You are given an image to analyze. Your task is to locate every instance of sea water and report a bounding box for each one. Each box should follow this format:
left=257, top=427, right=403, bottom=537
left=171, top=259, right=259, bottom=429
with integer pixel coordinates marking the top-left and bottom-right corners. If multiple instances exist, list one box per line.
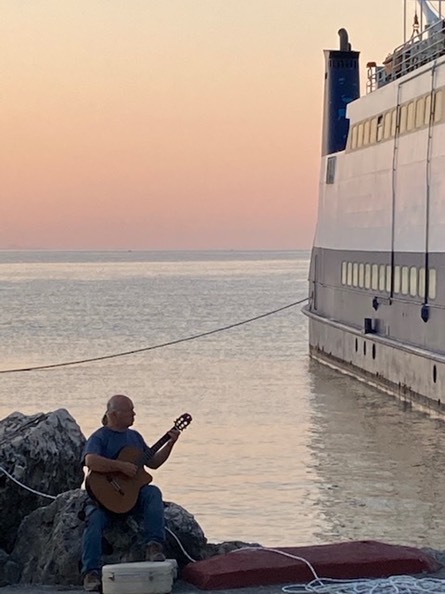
left=1, top=250, right=444, bottom=548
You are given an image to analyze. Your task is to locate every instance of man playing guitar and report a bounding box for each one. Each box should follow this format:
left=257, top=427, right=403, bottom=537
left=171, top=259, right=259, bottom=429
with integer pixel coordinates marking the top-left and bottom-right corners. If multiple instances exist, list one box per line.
left=81, top=394, right=181, bottom=592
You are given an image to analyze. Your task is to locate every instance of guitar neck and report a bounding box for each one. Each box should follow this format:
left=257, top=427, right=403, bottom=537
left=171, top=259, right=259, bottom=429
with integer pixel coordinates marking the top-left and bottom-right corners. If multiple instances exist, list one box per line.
left=142, top=427, right=174, bottom=465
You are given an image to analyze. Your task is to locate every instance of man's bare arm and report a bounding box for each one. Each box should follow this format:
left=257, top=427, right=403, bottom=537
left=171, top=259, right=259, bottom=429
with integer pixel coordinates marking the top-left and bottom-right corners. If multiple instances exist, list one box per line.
left=85, top=453, right=137, bottom=477
left=146, top=429, right=180, bottom=469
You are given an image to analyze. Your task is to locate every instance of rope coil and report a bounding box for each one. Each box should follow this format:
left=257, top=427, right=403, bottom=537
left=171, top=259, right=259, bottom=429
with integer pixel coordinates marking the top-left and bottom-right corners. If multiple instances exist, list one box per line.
left=231, top=547, right=445, bottom=594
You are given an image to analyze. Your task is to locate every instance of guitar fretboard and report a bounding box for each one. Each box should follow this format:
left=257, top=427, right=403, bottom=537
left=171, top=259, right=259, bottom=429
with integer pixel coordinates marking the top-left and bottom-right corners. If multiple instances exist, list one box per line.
left=138, top=428, right=174, bottom=467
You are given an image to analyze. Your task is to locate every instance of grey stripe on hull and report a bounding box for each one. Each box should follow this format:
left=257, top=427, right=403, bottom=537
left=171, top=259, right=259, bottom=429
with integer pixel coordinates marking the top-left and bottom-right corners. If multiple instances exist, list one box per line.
left=304, top=308, right=445, bottom=415
left=305, top=247, right=445, bottom=414
left=308, top=247, right=445, bottom=352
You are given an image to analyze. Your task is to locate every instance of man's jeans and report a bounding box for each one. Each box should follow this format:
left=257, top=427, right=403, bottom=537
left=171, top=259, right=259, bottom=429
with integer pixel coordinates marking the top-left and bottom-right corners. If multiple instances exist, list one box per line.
left=81, top=484, right=165, bottom=575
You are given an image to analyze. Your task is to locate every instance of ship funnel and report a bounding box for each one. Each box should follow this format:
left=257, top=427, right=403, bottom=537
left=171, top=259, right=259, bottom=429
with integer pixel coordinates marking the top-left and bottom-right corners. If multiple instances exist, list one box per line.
left=338, top=28, right=351, bottom=51
left=321, top=29, right=360, bottom=156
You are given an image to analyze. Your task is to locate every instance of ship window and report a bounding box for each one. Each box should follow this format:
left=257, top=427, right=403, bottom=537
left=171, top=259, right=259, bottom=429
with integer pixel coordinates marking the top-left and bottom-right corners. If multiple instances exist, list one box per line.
left=383, top=112, right=392, bottom=139
left=409, top=266, right=417, bottom=297
left=326, top=156, right=337, bottom=184
left=425, top=94, right=432, bottom=125
left=347, top=262, right=353, bottom=285
left=351, top=126, right=358, bottom=150
left=429, top=268, right=437, bottom=300
left=364, top=263, right=371, bottom=289
left=357, top=123, right=364, bottom=147
left=376, top=115, right=384, bottom=142
left=341, top=261, right=347, bottom=285
left=394, top=266, right=401, bottom=293
left=434, top=91, right=443, bottom=123
left=363, top=120, right=371, bottom=145
left=386, top=265, right=392, bottom=292
left=371, top=264, right=379, bottom=290
left=415, top=98, right=425, bottom=128
left=391, top=109, right=397, bottom=136
left=370, top=117, right=378, bottom=143
left=401, top=265, right=409, bottom=294
left=352, top=263, right=358, bottom=287
left=379, top=264, right=386, bottom=291
left=407, top=101, right=415, bottom=131
left=419, top=267, right=426, bottom=298
left=399, top=105, right=408, bottom=134
left=358, top=263, right=364, bottom=288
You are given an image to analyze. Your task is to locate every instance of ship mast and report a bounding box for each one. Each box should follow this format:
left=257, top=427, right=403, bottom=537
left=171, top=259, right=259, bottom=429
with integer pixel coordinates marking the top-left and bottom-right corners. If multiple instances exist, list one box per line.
left=404, top=0, right=444, bottom=42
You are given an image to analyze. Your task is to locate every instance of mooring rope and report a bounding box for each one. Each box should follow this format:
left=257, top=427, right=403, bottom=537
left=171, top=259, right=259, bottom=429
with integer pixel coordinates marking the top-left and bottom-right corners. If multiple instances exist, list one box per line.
left=0, top=298, right=307, bottom=374
left=0, top=464, right=57, bottom=500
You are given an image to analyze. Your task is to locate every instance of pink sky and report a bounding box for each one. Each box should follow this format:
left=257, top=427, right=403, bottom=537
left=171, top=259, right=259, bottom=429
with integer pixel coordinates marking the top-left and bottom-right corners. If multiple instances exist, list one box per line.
left=1, top=0, right=405, bottom=249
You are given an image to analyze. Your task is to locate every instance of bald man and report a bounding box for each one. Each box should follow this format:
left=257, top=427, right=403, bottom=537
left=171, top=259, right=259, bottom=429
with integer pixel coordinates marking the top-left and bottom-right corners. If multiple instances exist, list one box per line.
left=81, top=395, right=180, bottom=593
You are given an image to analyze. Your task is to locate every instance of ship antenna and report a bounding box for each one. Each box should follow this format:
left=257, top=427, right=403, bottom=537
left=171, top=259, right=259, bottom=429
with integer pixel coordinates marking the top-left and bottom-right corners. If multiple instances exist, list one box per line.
left=411, top=10, right=420, bottom=38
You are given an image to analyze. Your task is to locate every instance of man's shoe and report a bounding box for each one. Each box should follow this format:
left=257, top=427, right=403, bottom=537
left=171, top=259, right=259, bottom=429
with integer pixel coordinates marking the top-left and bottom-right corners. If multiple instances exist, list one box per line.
left=145, top=540, right=166, bottom=562
left=83, top=570, right=101, bottom=592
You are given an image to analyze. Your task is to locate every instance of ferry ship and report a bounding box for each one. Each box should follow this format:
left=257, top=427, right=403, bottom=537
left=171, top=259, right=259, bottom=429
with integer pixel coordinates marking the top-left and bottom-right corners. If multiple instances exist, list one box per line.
left=304, top=0, right=445, bottom=414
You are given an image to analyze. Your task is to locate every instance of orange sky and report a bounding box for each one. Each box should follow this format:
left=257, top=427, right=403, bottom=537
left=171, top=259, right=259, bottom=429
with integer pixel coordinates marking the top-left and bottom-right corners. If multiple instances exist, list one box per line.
left=1, top=1, right=408, bottom=249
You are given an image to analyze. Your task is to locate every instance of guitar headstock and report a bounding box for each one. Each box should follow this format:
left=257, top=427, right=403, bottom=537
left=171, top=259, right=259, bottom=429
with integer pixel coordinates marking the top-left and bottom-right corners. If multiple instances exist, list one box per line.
left=174, top=413, right=192, bottom=431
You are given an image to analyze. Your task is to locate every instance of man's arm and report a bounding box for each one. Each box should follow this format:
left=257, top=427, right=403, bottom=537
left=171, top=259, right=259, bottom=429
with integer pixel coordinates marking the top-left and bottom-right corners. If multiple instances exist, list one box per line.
left=146, top=429, right=180, bottom=469
left=85, top=453, right=137, bottom=477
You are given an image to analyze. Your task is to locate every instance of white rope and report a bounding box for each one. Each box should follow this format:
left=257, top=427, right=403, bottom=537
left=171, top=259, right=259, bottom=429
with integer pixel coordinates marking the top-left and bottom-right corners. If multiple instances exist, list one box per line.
left=284, top=576, right=445, bottom=594
left=166, top=527, right=197, bottom=563
left=230, top=546, right=445, bottom=594
left=0, top=464, right=57, bottom=500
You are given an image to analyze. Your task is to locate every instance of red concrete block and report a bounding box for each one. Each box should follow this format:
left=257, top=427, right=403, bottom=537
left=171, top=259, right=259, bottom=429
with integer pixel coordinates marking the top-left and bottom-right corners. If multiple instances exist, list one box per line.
left=182, top=541, right=440, bottom=590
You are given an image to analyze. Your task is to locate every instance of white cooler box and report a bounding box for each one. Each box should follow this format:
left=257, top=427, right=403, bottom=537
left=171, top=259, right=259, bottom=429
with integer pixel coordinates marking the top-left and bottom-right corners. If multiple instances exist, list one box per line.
left=102, top=560, right=178, bottom=594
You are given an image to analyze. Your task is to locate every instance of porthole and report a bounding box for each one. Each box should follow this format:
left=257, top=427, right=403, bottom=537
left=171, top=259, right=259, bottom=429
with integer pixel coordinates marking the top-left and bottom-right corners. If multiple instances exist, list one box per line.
left=433, top=365, right=437, bottom=384
left=372, top=344, right=376, bottom=360
left=363, top=341, right=367, bottom=356
left=355, top=338, right=358, bottom=353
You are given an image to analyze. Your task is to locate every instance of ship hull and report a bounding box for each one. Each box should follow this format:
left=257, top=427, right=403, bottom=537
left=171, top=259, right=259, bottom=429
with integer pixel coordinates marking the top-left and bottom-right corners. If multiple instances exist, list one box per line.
left=304, top=305, right=445, bottom=415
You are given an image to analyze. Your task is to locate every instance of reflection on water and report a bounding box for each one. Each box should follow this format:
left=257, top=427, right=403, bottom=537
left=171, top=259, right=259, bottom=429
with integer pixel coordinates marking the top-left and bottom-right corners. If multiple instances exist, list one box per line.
left=307, top=361, right=445, bottom=548
left=0, top=251, right=445, bottom=548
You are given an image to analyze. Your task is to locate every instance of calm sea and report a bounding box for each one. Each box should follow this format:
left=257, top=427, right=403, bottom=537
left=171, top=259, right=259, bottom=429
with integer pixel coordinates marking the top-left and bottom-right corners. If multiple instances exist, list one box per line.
left=1, top=250, right=445, bottom=549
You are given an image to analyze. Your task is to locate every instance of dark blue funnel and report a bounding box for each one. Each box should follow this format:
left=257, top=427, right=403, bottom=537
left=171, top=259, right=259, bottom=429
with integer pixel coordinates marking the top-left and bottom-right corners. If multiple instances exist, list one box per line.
left=321, top=29, right=360, bottom=156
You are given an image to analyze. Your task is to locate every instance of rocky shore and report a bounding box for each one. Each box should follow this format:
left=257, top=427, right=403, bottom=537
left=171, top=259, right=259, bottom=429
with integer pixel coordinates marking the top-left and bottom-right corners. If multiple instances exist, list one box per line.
left=1, top=409, right=444, bottom=592
left=0, top=409, right=258, bottom=588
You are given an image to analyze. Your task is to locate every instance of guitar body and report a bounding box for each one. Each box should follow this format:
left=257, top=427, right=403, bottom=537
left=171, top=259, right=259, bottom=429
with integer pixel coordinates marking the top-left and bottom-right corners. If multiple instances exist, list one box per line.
left=86, top=446, right=153, bottom=514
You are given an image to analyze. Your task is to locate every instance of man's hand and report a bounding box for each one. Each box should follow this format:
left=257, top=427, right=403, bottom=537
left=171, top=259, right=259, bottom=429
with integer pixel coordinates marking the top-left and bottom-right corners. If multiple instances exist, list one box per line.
left=118, top=461, right=138, bottom=477
left=168, top=428, right=181, bottom=443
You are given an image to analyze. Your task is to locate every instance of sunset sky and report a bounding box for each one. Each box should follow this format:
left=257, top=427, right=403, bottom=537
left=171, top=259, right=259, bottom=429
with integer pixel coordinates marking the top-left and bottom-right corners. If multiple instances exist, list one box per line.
left=2, top=1, right=410, bottom=250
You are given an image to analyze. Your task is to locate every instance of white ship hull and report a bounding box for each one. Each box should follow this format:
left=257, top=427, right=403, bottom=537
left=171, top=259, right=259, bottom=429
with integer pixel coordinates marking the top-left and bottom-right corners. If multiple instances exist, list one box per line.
left=305, top=12, right=445, bottom=414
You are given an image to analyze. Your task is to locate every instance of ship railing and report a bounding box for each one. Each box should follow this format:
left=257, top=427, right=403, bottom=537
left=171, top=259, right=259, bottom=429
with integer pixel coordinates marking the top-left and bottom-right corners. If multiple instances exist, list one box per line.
left=367, top=19, right=445, bottom=92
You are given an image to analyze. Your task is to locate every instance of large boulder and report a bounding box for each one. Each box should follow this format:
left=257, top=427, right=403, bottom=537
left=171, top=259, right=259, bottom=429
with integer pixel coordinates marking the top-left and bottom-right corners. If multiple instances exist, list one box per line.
left=0, top=409, right=85, bottom=551
left=9, top=489, right=209, bottom=585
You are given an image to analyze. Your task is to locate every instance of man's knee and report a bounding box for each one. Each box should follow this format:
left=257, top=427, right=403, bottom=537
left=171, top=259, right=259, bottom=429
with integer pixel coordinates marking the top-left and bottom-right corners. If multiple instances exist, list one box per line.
left=139, top=484, right=163, bottom=504
left=85, top=505, right=110, bottom=530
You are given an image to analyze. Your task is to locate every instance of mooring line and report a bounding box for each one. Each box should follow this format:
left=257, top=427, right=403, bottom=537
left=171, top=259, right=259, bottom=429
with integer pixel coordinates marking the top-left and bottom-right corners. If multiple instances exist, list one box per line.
left=0, top=298, right=308, bottom=374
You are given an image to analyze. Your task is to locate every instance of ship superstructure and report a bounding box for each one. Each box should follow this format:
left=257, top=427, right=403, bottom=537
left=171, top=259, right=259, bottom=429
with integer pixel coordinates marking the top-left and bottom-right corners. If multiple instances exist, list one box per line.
left=304, top=0, right=445, bottom=414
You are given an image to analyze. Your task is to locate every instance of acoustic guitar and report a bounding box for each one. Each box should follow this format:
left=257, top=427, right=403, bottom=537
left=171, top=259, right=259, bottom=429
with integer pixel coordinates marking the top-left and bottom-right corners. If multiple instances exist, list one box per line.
left=85, top=413, right=192, bottom=514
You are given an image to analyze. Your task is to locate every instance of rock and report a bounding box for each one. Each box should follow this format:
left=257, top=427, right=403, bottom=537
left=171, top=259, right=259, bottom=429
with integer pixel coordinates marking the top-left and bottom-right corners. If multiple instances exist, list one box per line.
left=204, top=540, right=263, bottom=558
left=0, top=549, right=9, bottom=587
left=164, top=500, right=207, bottom=562
left=421, top=547, right=445, bottom=569
left=0, top=549, right=20, bottom=587
left=0, top=409, right=86, bottom=552
left=10, top=490, right=209, bottom=585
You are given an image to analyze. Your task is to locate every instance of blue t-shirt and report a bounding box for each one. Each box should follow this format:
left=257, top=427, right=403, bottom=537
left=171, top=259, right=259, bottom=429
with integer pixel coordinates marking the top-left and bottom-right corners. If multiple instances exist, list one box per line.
left=82, top=426, right=150, bottom=464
